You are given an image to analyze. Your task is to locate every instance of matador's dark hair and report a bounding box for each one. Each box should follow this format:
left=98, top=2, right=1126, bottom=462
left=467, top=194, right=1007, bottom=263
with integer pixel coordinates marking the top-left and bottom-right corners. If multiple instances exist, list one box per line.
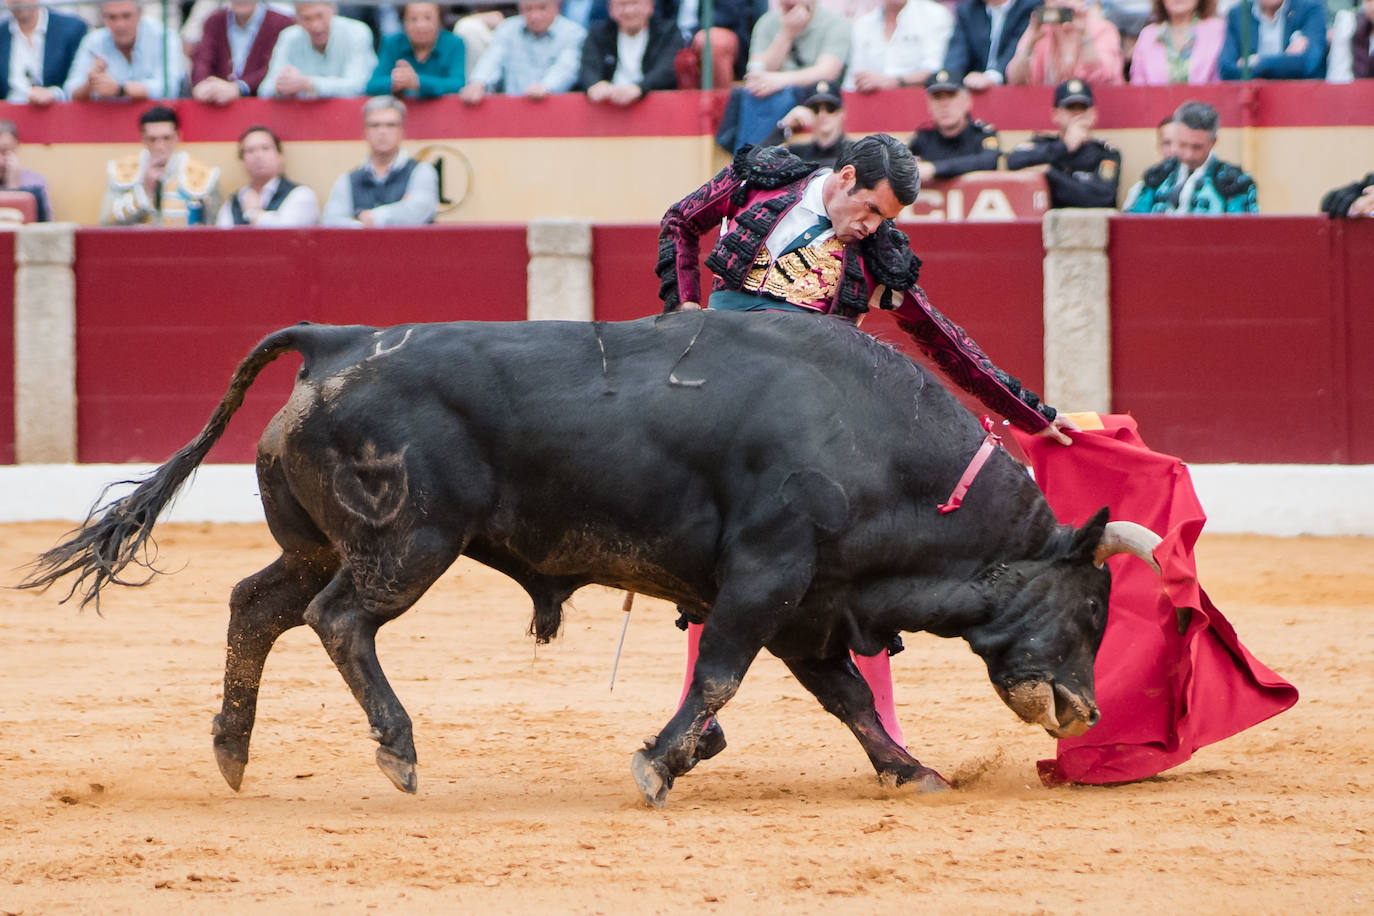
left=836, top=134, right=920, bottom=207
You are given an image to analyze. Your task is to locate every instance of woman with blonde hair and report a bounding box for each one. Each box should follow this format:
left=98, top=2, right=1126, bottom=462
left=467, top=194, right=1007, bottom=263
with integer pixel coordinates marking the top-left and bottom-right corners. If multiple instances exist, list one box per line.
left=1128, top=0, right=1224, bottom=84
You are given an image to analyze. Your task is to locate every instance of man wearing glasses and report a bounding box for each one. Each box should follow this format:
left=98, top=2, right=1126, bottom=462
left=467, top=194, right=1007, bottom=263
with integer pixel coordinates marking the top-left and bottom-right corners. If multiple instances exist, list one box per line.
left=322, top=95, right=439, bottom=227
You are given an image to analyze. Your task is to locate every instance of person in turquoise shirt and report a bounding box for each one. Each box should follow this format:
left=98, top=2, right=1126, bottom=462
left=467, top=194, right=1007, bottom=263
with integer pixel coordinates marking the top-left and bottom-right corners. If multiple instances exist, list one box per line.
left=366, top=2, right=466, bottom=97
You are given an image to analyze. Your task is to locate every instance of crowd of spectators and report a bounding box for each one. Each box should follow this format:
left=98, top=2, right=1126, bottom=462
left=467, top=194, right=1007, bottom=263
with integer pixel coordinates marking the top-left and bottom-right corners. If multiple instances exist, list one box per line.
left=0, top=0, right=1367, bottom=224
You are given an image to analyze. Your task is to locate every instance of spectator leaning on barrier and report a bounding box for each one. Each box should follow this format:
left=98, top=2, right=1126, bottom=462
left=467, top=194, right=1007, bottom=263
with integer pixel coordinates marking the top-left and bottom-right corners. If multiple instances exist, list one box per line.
left=218, top=125, right=320, bottom=227
left=943, top=0, right=1042, bottom=90
left=0, top=120, right=52, bottom=220
left=760, top=80, right=853, bottom=168
left=259, top=2, right=376, bottom=98
left=1, top=0, right=88, bottom=104
left=745, top=0, right=850, bottom=97
left=1128, top=0, right=1224, bottom=83
left=843, top=0, right=954, bottom=92
left=1220, top=0, right=1327, bottom=79
left=461, top=0, right=586, bottom=102
left=191, top=1, right=295, bottom=103
left=712, top=0, right=849, bottom=149
left=669, top=0, right=768, bottom=88
left=1320, top=171, right=1374, bottom=217
left=907, top=68, right=1000, bottom=182
left=322, top=96, right=439, bottom=227
left=66, top=0, right=185, bottom=100
left=101, top=106, right=222, bottom=226
left=1006, top=78, right=1120, bottom=208
left=1006, top=0, right=1124, bottom=86
left=1353, top=0, right=1372, bottom=77
left=1124, top=100, right=1258, bottom=213
left=367, top=2, right=466, bottom=97
left=578, top=0, right=682, bottom=103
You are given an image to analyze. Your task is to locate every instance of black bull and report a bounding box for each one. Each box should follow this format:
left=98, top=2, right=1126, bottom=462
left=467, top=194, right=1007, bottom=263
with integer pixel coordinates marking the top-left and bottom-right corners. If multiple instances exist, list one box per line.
left=22, top=311, right=1161, bottom=807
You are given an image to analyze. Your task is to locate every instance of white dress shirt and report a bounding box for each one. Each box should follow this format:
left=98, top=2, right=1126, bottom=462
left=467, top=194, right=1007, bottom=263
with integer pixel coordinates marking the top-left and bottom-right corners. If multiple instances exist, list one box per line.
left=258, top=15, right=376, bottom=98
left=613, top=28, right=648, bottom=86
left=6, top=9, right=48, bottom=103
left=216, top=176, right=321, bottom=227
left=764, top=171, right=835, bottom=259
left=843, top=0, right=954, bottom=90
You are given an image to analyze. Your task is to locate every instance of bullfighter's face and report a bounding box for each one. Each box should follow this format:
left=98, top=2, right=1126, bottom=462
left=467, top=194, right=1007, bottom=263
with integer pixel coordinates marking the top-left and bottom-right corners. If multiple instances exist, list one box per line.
left=822, top=165, right=904, bottom=244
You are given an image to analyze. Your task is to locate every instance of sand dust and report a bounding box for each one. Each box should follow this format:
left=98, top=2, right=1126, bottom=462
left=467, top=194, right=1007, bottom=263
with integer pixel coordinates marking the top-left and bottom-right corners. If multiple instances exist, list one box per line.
left=1, top=522, right=1370, bottom=914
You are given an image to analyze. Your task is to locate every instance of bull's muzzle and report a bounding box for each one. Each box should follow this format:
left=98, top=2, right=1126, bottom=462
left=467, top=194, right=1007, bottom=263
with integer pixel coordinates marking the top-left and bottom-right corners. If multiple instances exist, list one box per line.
left=996, top=681, right=1100, bottom=739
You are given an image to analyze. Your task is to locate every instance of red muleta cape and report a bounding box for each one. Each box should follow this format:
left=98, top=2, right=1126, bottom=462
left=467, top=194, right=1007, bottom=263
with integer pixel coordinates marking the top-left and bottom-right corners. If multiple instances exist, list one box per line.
left=1009, top=414, right=1298, bottom=785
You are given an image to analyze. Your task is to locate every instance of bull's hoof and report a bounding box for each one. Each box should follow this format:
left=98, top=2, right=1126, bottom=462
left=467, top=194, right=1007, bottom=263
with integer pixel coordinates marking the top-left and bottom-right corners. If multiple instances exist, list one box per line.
left=631, top=749, right=672, bottom=808
left=214, top=743, right=247, bottom=792
left=211, top=716, right=247, bottom=792
left=376, top=746, right=417, bottom=794
left=893, top=767, right=952, bottom=793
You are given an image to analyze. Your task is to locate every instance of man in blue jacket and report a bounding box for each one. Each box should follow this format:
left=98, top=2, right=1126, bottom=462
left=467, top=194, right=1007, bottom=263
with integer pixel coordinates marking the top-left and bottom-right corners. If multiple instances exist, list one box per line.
left=943, top=0, right=1041, bottom=90
left=0, top=0, right=87, bottom=103
left=1220, top=0, right=1327, bottom=80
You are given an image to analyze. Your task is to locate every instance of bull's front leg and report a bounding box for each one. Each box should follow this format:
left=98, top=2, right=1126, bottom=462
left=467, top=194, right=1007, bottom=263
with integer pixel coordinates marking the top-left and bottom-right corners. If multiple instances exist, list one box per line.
left=782, top=655, right=949, bottom=792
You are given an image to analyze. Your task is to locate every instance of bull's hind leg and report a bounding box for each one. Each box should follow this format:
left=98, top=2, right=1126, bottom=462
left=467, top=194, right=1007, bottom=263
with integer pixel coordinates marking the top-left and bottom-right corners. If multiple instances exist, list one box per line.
left=213, top=549, right=338, bottom=790
left=782, top=655, right=948, bottom=792
left=305, top=529, right=460, bottom=794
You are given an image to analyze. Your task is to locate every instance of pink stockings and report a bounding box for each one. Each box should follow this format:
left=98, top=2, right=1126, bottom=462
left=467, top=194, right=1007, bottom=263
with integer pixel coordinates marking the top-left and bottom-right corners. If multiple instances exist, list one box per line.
left=680, top=621, right=906, bottom=748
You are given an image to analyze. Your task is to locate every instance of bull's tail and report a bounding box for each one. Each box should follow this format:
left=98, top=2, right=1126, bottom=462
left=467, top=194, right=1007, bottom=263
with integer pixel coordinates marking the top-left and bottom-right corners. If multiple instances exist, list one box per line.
left=18, top=325, right=310, bottom=610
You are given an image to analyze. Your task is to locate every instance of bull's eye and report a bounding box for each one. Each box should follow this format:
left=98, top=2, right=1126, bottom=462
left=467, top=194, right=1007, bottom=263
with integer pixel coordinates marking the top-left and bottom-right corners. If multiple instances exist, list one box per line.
left=1086, top=599, right=1105, bottom=628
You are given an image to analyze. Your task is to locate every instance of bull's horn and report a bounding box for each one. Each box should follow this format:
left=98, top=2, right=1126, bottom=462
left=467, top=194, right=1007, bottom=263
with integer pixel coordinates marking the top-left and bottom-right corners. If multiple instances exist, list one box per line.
left=1094, top=521, right=1163, bottom=574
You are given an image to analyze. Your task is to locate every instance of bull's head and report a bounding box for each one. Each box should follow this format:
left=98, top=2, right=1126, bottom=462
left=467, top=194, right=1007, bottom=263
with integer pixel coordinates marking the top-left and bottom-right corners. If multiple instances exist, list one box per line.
left=963, top=507, right=1162, bottom=739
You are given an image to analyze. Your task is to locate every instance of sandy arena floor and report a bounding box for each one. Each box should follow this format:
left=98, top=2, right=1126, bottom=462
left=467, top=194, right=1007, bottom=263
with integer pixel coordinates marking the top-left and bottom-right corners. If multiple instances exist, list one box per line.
left=0, top=522, right=1370, bottom=914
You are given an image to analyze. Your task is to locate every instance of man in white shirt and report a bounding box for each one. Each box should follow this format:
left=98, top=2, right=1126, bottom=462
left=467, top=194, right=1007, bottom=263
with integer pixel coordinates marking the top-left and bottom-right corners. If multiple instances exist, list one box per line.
left=322, top=96, right=439, bottom=227
left=1, top=0, right=89, bottom=104
left=579, top=0, right=683, bottom=104
left=844, top=0, right=953, bottom=91
left=259, top=1, right=376, bottom=98
left=218, top=125, right=320, bottom=227
left=65, top=0, right=184, bottom=100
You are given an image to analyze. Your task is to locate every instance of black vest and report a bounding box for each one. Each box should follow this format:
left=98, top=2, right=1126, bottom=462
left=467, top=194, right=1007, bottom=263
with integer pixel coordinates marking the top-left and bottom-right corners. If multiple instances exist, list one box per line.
left=229, top=178, right=298, bottom=225
left=348, top=157, right=423, bottom=218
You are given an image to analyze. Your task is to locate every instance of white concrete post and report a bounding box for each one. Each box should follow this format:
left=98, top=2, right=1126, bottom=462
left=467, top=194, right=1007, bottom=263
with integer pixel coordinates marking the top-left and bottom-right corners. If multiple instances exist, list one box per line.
left=14, top=222, right=77, bottom=463
left=1042, top=209, right=1112, bottom=414
left=527, top=218, right=593, bottom=321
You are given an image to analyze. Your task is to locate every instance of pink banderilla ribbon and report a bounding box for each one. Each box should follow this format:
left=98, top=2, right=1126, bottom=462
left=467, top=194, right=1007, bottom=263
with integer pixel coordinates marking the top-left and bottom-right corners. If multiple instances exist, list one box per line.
left=938, top=416, right=1002, bottom=514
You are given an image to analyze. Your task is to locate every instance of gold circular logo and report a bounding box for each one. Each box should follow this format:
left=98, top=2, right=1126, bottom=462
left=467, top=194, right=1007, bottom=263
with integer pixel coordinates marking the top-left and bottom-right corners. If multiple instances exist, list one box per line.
left=415, top=144, right=473, bottom=215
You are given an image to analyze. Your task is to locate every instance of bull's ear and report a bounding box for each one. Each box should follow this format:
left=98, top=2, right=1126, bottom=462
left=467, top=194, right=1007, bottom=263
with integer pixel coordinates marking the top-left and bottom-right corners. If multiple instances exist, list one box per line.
left=1069, top=507, right=1112, bottom=564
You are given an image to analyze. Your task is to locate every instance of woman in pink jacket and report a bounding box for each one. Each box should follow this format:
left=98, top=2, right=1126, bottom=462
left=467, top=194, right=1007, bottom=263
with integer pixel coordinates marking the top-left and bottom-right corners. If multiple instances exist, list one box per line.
left=1007, top=0, right=1125, bottom=86
left=1129, top=0, right=1225, bottom=84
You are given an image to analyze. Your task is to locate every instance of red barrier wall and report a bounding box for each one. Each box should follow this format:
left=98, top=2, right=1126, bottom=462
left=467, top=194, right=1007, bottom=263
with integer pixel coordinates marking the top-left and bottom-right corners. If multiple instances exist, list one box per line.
left=0, top=235, right=13, bottom=464
left=74, top=226, right=526, bottom=463
left=2, top=82, right=1366, bottom=145
left=1108, top=217, right=1374, bottom=464
left=50, top=217, right=1372, bottom=467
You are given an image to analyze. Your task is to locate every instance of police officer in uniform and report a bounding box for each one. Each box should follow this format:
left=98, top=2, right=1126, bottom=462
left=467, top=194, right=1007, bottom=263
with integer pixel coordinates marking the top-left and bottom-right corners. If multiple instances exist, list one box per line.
left=907, top=69, right=1000, bottom=184
left=1005, top=79, right=1120, bottom=209
left=761, top=81, right=852, bottom=169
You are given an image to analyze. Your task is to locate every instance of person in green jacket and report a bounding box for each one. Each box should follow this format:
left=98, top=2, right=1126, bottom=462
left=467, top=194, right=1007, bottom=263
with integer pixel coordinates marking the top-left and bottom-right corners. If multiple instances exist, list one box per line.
left=366, top=2, right=467, bottom=98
